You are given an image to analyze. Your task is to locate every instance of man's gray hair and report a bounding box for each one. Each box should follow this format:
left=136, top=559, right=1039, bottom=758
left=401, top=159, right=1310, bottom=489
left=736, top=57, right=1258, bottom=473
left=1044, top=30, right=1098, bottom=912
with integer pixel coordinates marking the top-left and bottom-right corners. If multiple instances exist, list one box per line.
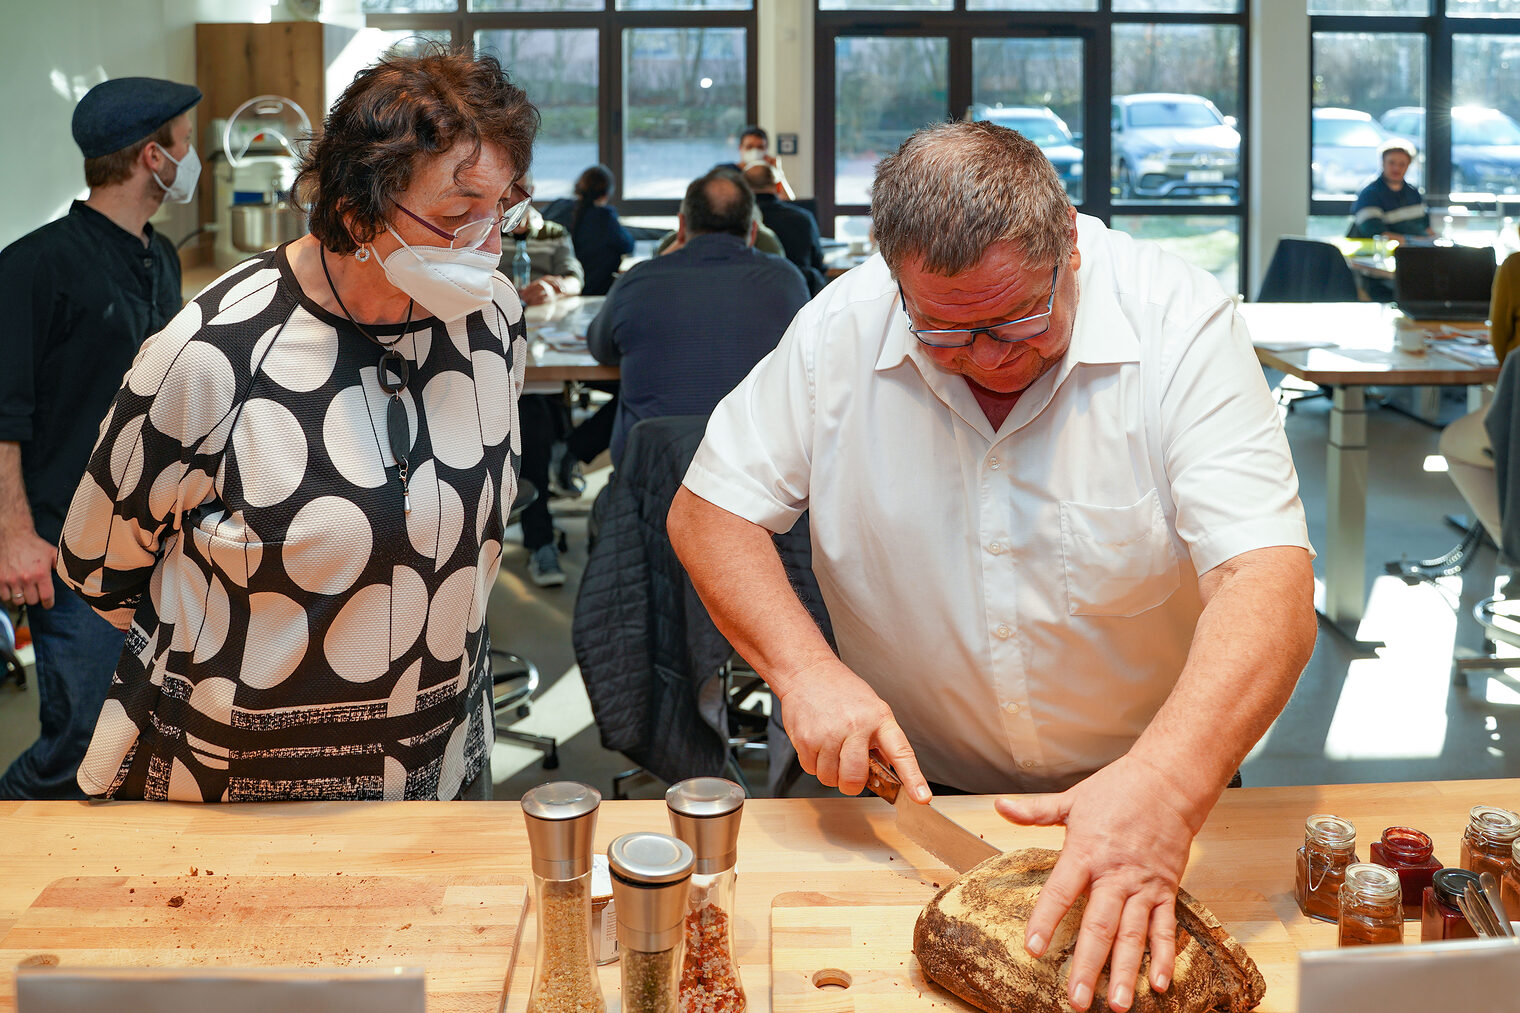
left=871, top=120, right=1073, bottom=276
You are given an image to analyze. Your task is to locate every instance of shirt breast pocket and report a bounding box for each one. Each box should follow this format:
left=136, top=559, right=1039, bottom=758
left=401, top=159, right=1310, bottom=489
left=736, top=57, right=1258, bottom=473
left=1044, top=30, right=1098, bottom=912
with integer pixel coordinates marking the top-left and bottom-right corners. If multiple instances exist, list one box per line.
left=1059, top=490, right=1180, bottom=618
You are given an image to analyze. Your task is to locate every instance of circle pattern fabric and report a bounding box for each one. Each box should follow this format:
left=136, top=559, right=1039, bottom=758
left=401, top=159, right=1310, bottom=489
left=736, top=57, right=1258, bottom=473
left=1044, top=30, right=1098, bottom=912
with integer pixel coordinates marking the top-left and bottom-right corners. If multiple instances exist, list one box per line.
left=56, top=245, right=525, bottom=801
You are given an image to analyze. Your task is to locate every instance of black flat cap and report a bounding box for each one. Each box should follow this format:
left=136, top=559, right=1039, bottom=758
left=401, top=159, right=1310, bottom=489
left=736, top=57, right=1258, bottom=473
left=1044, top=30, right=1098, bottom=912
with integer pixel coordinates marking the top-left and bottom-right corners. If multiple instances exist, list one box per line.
left=72, top=77, right=203, bottom=159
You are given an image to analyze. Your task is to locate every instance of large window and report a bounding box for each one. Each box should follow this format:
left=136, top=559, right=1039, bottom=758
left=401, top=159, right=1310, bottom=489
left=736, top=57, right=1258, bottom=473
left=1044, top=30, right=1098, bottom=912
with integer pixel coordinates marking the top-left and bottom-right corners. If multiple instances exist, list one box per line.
left=362, top=1, right=756, bottom=218
left=815, top=1, right=1248, bottom=292
left=1310, top=2, right=1520, bottom=220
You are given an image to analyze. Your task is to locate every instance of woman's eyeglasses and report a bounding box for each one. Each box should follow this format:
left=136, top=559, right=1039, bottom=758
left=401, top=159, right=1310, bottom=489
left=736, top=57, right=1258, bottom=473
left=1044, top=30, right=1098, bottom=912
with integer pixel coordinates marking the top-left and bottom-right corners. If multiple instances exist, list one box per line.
left=393, top=179, right=534, bottom=250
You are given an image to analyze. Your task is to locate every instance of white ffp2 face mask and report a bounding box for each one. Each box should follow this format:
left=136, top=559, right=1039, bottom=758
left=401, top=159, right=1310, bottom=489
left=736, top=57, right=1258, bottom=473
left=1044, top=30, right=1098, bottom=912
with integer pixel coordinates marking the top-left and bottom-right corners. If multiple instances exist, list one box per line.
left=374, top=224, right=500, bottom=322
left=152, top=144, right=200, bottom=204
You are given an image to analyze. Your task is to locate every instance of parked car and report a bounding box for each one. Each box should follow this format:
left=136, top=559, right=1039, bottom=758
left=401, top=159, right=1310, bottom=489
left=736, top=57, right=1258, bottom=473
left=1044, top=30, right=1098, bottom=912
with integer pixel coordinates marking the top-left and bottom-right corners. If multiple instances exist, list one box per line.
left=1379, top=105, right=1520, bottom=193
left=1111, top=92, right=1239, bottom=200
left=972, top=104, right=1083, bottom=197
left=1312, top=107, right=1400, bottom=196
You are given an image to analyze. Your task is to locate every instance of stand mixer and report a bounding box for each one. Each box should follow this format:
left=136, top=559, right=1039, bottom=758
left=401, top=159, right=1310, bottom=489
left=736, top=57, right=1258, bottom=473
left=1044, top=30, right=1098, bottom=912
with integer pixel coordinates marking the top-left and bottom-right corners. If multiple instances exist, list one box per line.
left=210, top=94, right=312, bottom=269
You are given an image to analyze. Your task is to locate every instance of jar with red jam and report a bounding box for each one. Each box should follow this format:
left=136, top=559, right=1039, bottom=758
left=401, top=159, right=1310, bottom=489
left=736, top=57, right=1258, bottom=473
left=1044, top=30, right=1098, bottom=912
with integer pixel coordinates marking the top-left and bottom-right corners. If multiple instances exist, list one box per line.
left=1338, top=863, right=1404, bottom=946
left=1421, top=868, right=1481, bottom=943
left=1295, top=814, right=1358, bottom=923
left=1458, top=805, right=1520, bottom=880
left=1369, top=826, right=1442, bottom=918
left=1502, top=840, right=1519, bottom=921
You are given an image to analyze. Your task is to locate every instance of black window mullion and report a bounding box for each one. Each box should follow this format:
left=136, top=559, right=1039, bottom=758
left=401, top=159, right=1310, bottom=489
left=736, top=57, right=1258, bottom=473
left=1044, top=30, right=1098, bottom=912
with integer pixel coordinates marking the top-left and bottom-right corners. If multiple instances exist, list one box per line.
left=1428, top=13, right=1454, bottom=199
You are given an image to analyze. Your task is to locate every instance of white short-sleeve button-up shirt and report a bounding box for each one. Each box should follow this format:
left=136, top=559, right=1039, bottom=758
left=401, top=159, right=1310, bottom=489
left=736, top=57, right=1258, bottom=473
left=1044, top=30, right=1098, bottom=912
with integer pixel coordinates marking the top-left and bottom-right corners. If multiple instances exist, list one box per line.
left=683, top=214, right=1311, bottom=794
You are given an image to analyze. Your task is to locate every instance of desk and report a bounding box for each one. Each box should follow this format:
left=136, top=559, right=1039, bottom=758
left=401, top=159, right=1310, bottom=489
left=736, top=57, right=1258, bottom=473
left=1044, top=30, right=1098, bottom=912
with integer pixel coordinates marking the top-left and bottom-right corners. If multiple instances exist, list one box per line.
left=0, top=780, right=1511, bottom=1013
left=522, top=295, right=617, bottom=383
left=1243, top=302, right=1498, bottom=630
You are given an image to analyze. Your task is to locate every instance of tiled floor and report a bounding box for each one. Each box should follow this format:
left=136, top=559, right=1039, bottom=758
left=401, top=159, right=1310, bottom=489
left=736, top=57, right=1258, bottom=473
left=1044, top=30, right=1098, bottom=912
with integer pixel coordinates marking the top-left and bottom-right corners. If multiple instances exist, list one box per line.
left=3, top=381, right=1518, bottom=801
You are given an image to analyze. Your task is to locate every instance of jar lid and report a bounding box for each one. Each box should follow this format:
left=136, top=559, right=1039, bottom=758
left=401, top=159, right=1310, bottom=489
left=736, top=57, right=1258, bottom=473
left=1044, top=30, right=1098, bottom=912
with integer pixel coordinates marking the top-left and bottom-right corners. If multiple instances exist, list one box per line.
left=1343, top=862, right=1401, bottom=902
left=1304, top=813, right=1356, bottom=847
left=1467, top=805, right=1520, bottom=843
left=522, top=780, right=601, bottom=821
left=609, top=832, right=695, bottom=885
left=1433, top=867, right=1482, bottom=907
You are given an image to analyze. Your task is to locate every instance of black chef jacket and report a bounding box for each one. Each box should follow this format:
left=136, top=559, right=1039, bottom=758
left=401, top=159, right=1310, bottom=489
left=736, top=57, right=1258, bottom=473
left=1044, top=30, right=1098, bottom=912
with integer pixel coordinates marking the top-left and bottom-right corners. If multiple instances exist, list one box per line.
left=0, top=201, right=182, bottom=545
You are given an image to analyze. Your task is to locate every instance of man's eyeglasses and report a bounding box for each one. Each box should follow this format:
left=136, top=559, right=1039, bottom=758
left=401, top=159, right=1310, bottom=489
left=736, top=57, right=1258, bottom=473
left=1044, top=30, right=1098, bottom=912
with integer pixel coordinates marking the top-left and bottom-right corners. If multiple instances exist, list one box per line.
left=393, top=179, right=534, bottom=250
left=898, top=263, right=1060, bottom=349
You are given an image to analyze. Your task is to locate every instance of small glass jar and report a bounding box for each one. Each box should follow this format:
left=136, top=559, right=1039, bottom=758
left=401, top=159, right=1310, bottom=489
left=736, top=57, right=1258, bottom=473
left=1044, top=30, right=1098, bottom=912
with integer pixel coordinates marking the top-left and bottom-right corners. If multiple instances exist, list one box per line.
left=667, top=777, right=748, bottom=1013
left=1421, top=868, right=1481, bottom=943
left=1339, top=863, right=1404, bottom=946
left=1369, top=826, right=1442, bottom=918
left=522, top=781, right=607, bottom=1013
left=1460, top=805, right=1520, bottom=881
left=1295, top=814, right=1358, bottom=923
left=1502, top=840, right=1520, bottom=922
left=610, top=832, right=695, bottom=1013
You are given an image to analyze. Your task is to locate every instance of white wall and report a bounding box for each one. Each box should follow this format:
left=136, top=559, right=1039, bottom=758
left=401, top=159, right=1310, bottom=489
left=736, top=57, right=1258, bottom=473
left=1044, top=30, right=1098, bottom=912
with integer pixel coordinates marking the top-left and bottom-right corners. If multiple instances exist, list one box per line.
left=0, top=0, right=298, bottom=249
left=1248, top=0, right=1310, bottom=298
left=758, top=0, right=814, bottom=200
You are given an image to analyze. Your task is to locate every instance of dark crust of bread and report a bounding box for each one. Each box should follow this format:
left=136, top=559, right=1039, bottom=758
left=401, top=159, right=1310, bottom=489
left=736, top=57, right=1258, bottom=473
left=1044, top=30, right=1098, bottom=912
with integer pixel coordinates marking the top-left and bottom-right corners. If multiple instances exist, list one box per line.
left=912, top=848, right=1266, bottom=1013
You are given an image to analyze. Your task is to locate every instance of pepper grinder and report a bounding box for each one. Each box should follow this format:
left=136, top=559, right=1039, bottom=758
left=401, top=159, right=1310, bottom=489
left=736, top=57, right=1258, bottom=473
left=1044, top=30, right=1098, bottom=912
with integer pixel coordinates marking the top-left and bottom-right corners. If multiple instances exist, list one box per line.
left=667, top=777, right=747, bottom=1013
left=522, top=781, right=606, bottom=1013
left=609, top=832, right=695, bottom=1013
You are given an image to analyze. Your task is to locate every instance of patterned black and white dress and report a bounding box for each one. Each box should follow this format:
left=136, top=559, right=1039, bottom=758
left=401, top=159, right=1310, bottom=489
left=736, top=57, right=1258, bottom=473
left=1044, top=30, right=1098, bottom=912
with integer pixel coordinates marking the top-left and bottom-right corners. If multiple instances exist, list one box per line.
left=56, top=245, right=525, bottom=801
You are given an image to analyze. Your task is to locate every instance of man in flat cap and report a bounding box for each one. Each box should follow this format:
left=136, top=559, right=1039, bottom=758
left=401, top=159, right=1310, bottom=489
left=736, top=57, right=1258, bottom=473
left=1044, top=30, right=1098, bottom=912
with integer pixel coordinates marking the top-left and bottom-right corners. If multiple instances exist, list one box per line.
left=0, top=76, right=201, bottom=798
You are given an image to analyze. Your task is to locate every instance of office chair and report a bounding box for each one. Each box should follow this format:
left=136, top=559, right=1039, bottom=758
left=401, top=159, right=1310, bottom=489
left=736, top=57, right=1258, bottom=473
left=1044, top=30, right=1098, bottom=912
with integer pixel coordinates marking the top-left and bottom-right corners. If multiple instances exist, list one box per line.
left=0, top=608, right=24, bottom=689
left=1257, top=237, right=1362, bottom=412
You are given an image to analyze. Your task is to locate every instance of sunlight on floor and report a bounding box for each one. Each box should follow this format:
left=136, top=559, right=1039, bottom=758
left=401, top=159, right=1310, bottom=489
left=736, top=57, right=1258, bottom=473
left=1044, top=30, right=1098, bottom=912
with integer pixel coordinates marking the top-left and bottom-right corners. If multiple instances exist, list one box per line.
left=491, top=664, right=597, bottom=782
left=1323, top=576, right=1457, bottom=760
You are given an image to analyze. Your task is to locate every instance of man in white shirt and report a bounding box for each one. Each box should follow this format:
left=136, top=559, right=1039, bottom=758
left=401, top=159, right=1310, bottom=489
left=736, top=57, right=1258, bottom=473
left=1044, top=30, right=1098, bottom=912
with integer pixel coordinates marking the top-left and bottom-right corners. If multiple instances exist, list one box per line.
left=668, top=121, right=1316, bottom=1013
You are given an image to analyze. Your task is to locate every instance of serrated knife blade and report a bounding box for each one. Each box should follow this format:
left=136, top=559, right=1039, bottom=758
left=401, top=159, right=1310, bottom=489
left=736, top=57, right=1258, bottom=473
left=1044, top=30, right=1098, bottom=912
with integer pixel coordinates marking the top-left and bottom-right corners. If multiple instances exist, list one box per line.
left=865, top=753, right=1001, bottom=874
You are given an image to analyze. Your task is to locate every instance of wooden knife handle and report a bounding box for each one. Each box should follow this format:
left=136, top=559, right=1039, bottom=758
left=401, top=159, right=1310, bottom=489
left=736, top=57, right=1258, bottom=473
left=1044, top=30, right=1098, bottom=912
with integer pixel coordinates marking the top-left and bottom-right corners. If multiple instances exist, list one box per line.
left=865, top=751, right=901, bottom=804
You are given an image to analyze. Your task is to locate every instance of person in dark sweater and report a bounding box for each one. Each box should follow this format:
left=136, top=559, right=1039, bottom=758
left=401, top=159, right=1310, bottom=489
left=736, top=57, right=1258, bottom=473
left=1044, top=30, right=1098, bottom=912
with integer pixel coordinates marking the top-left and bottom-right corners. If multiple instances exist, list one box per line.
left=588, top=168, right=810, bottom=467
left=1349, top=139, right=1435, bottom=239
left=543, top=164, right=635, bottom=296
left=744, top=161, right=827, bottom=294
left=0, top=76, right=200, bottom=799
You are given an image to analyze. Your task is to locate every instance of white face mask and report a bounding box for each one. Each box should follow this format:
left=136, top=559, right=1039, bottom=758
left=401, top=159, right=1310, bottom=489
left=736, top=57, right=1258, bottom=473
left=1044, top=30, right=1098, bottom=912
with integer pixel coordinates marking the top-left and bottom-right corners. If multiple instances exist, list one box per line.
left=374, top=223, right=500, bottom=322
left=151, top=144, right=200, bottom=204
left=739, top=146, right=767, bottom=165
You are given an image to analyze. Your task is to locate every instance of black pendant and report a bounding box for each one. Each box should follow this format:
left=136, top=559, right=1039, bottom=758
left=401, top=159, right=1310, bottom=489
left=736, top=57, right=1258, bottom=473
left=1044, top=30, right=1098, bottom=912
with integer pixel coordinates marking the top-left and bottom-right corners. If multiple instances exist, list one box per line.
left=387, top=394, right=410, bottom=471
left=379, top=349, right=408, bottom=395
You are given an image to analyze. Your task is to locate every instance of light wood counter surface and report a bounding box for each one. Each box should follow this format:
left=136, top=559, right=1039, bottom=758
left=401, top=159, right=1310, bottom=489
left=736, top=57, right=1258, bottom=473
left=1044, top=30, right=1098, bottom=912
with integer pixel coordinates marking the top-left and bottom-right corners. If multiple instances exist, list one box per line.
left=0, top=780, right=1514, bottom=1011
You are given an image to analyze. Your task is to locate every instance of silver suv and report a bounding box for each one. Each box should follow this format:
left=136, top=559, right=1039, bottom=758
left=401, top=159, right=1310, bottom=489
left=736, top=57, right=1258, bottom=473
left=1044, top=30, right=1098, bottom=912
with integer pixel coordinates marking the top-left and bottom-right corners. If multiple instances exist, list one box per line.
left=1111, top=93, right=1240, bottom=200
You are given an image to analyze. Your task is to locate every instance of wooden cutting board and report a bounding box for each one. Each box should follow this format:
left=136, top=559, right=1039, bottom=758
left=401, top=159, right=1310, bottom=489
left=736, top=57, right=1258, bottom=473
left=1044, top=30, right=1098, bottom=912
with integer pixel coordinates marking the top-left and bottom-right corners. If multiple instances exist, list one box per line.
left=0, top=875, right=527, bottom=1013
left=771, top=888, right=1305, bottom=1012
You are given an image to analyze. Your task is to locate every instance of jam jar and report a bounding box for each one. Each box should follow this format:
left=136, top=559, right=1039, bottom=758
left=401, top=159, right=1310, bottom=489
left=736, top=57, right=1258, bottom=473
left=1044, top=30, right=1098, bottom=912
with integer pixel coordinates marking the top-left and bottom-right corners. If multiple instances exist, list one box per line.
left=1502, top=839, right=1520, bottom=922
left=1369, top=826, right=1442, bottom=918
left=1296, top=814, right=1358, bottom=923
left=1420, top=867, right=1481, bottom=943
left=1338, top=863, right=1404, bottom=946
left=1459, top=805, right=1520, bottom=881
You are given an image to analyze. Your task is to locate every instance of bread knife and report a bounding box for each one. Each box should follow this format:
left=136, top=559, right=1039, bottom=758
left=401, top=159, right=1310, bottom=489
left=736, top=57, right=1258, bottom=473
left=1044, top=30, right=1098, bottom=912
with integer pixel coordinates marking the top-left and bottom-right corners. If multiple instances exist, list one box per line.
left=865, top=753, right=1001, bottom=874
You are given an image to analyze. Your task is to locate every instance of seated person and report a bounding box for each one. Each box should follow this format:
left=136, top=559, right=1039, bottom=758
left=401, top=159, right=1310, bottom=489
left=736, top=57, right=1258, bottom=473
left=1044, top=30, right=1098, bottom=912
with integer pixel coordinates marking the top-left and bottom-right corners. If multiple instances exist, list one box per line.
left=542, top=164, right=635, bottom=296
left=744, top=161, right=826, bottom=294
left=500, top=200, right=583, bottom=305
left=588, top=167, right=810, bottom=468
left=501, top=203, right=587, bottom=588
left=1349, top=139, right=1435, bottom=240
left=731, top=124, right=796, bottom=201
left=656, top=207, right=787, bottom=258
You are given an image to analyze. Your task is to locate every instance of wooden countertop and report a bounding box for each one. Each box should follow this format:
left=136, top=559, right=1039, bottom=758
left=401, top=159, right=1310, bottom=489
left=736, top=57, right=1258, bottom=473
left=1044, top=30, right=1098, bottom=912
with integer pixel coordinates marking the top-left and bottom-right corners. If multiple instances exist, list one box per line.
left=1, top=780, right=1514, bottom=1011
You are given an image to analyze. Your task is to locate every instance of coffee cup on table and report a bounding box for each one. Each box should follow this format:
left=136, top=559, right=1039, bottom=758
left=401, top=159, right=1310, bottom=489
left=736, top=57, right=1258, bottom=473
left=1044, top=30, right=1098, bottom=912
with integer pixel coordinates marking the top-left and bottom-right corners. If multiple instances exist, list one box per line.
left=1397, top=326, right=1426, bottom=355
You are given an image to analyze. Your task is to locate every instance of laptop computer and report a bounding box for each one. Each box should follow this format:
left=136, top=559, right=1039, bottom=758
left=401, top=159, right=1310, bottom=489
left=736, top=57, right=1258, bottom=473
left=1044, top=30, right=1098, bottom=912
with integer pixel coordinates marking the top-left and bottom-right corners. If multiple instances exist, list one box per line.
left=1393, top=244, right=1497, bottom=321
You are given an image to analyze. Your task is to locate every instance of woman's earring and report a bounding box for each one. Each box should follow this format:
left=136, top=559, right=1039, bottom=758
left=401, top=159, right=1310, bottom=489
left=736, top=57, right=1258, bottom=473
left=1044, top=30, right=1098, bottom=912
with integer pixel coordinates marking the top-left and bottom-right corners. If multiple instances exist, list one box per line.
left=354, top=246, right=372, bottom=263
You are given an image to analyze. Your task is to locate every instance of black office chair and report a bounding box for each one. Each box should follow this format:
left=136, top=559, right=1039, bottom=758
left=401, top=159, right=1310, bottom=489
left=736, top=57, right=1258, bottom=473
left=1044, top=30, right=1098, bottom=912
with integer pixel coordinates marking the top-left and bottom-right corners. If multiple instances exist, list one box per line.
left=1257, top=237, right=1362, bottom=413
left=492, top=480, right=559, bottom=769
left=0, top=608, right=24, bottom=689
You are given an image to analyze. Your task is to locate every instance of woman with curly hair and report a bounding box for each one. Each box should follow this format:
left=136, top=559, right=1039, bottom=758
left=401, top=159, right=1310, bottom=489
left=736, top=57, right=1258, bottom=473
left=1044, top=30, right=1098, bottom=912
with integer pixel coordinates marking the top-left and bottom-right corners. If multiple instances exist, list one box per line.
left=55, top=47, right=539, bottom=801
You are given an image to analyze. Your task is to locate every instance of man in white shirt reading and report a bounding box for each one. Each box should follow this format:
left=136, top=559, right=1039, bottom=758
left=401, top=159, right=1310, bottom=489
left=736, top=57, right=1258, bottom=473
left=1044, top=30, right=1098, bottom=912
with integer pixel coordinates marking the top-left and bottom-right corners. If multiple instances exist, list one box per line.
left=668, top=121, right=1316, bottom=1013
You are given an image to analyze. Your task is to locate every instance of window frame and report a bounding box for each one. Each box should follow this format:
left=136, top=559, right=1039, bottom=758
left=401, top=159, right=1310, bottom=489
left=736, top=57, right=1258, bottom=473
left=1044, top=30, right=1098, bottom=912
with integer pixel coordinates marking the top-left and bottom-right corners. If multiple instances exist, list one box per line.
left=364, top=3, right=759, bottom=220
left=813, top=1, right=1250, bottom=291
left=1309, top=2, right=1520, bottom=220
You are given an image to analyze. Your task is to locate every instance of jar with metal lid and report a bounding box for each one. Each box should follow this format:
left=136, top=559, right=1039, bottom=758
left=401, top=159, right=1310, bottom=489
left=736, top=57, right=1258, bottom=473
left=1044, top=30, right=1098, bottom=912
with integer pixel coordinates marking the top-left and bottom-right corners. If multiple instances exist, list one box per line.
left=1421, top=868, right=1481, bottom=943
left=1369, top=826, right=1442, bottom=917
left=1502, top=840, right=1520, bottom=921
left=667, top=777, right=747, bottom=1013
left=610, top=832, right=695, bottom=1013
left=1338, top=863, right=1404, bottom=946
left=1295, top=814, right=1358, bottom=923
left=522, top=781, right=606, bottom=1013
left=1459, top=805, right=1520, bottom=881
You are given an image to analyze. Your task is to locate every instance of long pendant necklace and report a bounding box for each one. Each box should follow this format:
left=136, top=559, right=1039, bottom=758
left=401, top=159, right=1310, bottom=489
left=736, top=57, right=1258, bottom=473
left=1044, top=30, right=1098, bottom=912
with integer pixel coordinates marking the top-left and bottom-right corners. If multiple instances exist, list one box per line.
left=321, top=247, right=416, bottom=514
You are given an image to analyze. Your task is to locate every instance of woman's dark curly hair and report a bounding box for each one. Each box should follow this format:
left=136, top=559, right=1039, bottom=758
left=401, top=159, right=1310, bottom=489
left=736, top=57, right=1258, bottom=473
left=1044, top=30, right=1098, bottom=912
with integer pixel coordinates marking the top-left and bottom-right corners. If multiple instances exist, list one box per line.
left=295, top=45, right=540, bottom=255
